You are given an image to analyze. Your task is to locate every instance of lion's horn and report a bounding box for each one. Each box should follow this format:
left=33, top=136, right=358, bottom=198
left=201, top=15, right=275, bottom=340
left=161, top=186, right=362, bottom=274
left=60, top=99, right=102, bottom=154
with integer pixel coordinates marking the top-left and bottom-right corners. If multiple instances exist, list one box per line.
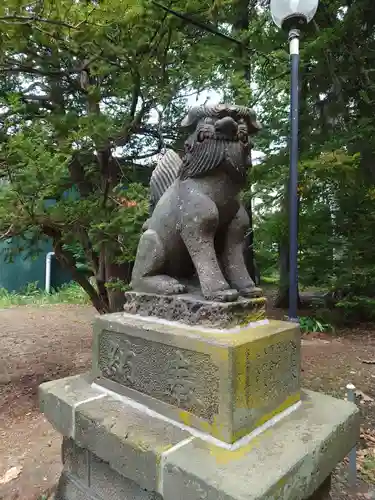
left=181, top=103, right=262, bottom=133
left=181, top=104, right=226, bottom=127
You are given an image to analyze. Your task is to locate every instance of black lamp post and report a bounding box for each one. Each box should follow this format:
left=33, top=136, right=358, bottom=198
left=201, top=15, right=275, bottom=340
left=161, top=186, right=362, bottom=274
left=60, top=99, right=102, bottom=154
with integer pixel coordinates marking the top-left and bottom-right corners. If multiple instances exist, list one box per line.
left=270, top=0, right=319, bottom=321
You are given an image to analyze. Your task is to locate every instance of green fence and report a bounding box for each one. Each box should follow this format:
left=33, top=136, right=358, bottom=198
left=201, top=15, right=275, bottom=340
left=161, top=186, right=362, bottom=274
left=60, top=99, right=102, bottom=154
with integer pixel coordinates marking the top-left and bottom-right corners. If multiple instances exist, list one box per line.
left=0, top=237, right=71, bottom=292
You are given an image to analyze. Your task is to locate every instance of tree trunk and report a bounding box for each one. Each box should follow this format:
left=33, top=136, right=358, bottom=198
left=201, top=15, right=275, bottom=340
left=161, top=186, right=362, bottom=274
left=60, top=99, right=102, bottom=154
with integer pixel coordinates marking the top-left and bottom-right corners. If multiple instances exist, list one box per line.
left=244, top=192, right=258, bottom=284
left=104, top=248, right=132, bottom=312
left=53, top=238, right=110, bottom=314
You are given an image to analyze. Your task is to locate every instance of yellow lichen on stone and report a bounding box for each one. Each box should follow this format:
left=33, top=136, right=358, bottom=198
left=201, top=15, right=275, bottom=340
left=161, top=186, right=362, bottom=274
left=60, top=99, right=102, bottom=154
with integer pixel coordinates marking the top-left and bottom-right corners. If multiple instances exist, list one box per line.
left=202, top=429, right=275, bottom=465
left=232, top=392, right=301, bottom=441
left=233, top=327, right=298, bottom=409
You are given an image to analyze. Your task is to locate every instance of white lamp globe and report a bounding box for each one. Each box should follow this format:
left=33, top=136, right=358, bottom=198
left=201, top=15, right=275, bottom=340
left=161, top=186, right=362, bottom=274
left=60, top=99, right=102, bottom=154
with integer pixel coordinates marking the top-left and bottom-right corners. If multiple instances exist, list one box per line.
left=270, top=0, right=319, bottom=29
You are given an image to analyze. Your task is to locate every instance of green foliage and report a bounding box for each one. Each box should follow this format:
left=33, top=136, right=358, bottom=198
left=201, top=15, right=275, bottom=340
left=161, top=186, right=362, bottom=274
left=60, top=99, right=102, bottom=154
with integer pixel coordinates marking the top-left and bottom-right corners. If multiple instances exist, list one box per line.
left=1, top=0, right=375, bottom=323
left=260, top=275, right=279, bottom=286
left=0, top=281, right=90, bottom=307
left=89, top=182, right=149, bottom=263
left=242, top=0, right=375, bottom=323
left=299, top=316, right=333, bottom=335
left=62, top=241, right=91, bottom=274
left=361, top=451, right=375, bottom=483
left=335, top=296, right=375, bottom=324
left=0, top=0, right=235, bottom=312
left=105, top=278, right=131, bottom=292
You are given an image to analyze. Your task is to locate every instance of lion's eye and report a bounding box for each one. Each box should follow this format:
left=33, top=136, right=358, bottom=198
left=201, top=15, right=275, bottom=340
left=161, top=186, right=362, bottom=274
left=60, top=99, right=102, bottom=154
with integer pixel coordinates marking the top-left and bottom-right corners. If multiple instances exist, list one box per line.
left=238, top=130, right=248, bottom=143
left=197, top=131, right=205, bottom=142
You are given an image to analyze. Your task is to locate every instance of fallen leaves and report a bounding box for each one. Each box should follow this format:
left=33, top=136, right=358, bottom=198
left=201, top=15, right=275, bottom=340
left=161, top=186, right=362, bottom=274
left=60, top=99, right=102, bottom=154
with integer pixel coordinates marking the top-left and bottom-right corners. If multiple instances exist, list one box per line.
left=356, top=390, right=375, bottom=404
left=343, top=390, right=375, bottom=404
left=0, top=465, right=22, bottom=485
left=359, top=359, right=375, bottom=365
left=357, top=429, right=375, bottom=483
left=357, top=448, right=375, bottom=482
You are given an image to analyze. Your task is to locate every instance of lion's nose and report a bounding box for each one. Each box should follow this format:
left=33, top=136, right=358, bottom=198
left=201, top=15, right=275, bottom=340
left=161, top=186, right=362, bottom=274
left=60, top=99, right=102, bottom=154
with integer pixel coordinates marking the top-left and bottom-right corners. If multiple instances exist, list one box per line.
left=215, top=116, right=238, bottom=138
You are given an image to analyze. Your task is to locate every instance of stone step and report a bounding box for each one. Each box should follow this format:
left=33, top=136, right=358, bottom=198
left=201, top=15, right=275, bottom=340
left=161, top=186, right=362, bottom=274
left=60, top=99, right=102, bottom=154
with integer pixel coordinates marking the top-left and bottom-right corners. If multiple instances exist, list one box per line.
left=40, top=374, right=359, bottom=500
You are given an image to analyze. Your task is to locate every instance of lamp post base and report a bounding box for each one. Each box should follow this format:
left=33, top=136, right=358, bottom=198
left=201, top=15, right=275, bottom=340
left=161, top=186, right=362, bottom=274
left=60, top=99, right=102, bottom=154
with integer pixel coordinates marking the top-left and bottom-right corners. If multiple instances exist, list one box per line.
left=281, top=14, right=307, bottom=32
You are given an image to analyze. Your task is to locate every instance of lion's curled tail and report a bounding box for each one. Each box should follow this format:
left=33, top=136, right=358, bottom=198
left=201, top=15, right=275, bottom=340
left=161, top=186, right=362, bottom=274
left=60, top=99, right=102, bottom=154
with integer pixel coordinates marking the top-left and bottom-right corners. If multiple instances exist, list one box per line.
left=149, top=149, right=182, bottom=213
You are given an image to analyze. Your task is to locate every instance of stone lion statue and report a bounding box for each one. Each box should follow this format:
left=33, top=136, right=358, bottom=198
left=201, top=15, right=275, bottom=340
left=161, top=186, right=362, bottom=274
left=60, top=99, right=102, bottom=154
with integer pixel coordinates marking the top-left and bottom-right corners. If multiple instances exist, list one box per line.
left=131, top=103, right=261, bottom=302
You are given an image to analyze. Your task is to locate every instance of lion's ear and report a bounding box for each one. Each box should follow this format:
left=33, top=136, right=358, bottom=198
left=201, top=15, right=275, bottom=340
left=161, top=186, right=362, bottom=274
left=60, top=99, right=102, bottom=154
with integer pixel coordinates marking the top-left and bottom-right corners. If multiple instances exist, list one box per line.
left=181, top=106, right=202, bottom=128
left=181, top=113, right=194, bottom=128
left=181, top=105, right=210, bottom=128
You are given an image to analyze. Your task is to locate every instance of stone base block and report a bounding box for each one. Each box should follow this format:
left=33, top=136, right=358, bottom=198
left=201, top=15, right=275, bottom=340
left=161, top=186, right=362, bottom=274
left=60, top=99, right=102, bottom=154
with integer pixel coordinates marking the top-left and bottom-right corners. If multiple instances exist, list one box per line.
left=123, top=290, right=266, bottom=329
left=56, top=440, right=332, bottom=500
left=40, top=374, right=359, bottom=500
left=55, top=438, right=161, bottom=500
left=93, top=315, right=301, bottom=443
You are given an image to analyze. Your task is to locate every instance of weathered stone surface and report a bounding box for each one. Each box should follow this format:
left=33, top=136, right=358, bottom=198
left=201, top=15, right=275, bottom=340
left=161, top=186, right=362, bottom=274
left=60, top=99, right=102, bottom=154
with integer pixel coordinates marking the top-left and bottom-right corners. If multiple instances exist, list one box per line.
left=93, top=313, right=300, bottom=443
left=56, top=470, right=160, bottom=500
left=306, top=476, right=332, bottom=500
left=40, top=374, right=190, bottom=491
left=89, top=453, right=161, bottom=500
left=97, top=330, right=220, bottom=422
left=58, top=441, right=332, bottom=500
left=123, top=290, right=266, bottom=329
left=55, top=472, right=90, bottom=500
left=131, top=104, right=262, bottom=302
left=40, top=375, right=359, bottom=500
left=39, top=374, right=104, bottom=438
left=62, top=438, right=89, bottom=485
left=60, top=438, right=161, bottom=500
left=162, top=391, right=359, bottom=500
left=74, top=395, right=190, bottom=491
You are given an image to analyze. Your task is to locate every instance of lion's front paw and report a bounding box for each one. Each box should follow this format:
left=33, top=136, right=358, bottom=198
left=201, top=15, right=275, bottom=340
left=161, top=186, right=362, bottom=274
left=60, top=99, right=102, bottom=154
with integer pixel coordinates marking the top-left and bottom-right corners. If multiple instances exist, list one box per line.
left=161, top=278, right=187, bottom=295
left=205, top=288, right=239, bottom=302
left=238, top=286, right=262, bottom=298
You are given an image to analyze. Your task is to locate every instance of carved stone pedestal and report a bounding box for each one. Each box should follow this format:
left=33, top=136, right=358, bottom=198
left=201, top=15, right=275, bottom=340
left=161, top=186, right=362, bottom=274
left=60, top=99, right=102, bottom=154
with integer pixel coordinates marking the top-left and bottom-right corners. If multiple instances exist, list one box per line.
left=92, top=313, right=300, bottom=443
left=39, top=299, right=359, bottom=500
left=123, top=289, right=265, bottom=329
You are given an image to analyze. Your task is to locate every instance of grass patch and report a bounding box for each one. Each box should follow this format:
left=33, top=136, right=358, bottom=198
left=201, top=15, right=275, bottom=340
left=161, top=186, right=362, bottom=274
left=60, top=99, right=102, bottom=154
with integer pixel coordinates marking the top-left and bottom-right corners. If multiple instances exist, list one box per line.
left=0, top=281, right=90, bottom=308
left=260, top=276, right=279, bottom=286
left=299, top=316, right=333, bottom=334
left=359, top=449, right=375, bottom=483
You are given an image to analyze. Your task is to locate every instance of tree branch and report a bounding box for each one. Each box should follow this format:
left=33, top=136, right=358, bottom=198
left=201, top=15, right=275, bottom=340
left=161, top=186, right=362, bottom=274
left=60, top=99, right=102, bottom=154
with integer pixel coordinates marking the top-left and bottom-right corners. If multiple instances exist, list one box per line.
left=0, top=225, right=16, bottom=240
left=124, top=144, right=163, bottom=162
left=0, top=15, right=85, bottom=30
left=22, top=94, right=57, bottom=110
left=130, top=72, right=141, bottom=119
left=115, top=101, right=152, bottom=147
left=42, top=224, right=109, bottom=313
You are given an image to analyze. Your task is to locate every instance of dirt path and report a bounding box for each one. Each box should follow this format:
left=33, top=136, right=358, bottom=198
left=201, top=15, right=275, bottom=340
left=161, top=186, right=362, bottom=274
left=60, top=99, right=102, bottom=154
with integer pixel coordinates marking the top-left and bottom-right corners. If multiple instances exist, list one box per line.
left=0, top=305, right=375, bottom=499
left=301, top=333, right=375, bottom=499
left=0, top=305, right=95, bottom=500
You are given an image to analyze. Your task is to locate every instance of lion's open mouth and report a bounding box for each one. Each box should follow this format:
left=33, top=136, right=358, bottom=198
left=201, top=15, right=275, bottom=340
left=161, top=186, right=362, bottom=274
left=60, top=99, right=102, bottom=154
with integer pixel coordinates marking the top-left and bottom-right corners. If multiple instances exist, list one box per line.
left=197, top=131, right=248, bottom=144
left=179, top=136, right=249, bottom=183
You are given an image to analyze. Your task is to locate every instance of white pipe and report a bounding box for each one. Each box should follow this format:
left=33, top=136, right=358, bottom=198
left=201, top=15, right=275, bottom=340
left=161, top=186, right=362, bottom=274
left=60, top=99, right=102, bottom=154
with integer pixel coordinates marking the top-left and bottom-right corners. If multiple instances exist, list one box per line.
left=45, top=252, right=55, bottom=293
left=346, top=383, right=357, bottom=487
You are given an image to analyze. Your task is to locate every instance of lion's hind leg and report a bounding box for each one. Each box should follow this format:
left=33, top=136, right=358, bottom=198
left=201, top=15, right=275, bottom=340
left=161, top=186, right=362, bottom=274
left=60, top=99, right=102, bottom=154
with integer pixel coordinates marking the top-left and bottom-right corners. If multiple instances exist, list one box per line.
left=131, top=229, right=187, bottom=295
left=221, top=205, right=257, bottom=297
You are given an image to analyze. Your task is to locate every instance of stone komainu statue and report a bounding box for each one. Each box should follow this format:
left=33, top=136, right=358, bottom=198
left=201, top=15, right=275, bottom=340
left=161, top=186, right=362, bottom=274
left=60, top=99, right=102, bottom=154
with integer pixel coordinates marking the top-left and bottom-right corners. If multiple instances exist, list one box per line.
left=131, top=103, right=261, bottom=302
